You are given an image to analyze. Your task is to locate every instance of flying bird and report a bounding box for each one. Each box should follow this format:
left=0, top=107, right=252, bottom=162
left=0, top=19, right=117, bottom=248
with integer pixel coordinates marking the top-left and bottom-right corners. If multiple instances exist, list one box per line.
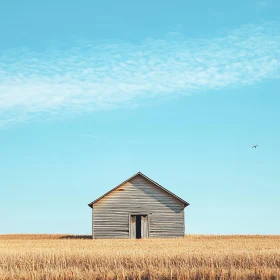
left=252, top=145, right=258, bottom=148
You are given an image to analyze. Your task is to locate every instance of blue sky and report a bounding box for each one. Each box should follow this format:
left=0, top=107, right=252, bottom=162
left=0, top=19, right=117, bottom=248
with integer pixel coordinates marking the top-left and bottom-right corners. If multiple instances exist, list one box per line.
left=0, top=0, right=280, bottom=235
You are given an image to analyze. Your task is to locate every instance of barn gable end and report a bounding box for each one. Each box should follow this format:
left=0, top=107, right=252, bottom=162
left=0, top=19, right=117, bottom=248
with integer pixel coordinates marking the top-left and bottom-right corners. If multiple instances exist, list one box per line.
left=89, top=172, right=189, bottom=239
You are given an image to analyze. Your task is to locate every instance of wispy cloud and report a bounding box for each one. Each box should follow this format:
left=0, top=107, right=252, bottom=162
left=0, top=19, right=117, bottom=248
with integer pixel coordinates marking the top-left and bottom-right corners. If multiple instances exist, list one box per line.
left=256, top=0, right=269, bottom=9
left=0, top=22, right=279, bottom=126
left=80, top=134, right=110, bottom=140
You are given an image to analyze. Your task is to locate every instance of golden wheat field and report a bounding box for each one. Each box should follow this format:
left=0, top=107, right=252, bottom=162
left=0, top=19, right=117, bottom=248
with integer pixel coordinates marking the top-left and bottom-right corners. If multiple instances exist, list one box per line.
left=0, top=235, right=280, bottom=280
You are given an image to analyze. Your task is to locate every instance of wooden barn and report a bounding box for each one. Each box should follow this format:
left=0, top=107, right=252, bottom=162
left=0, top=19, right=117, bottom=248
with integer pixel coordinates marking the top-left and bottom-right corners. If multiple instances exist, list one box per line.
left=88, top=172, right=189, bottom=239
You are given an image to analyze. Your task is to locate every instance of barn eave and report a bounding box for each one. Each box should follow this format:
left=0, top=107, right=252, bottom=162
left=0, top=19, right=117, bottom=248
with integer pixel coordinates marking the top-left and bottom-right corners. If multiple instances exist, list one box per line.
left=88, top=171, right=190, bottom=208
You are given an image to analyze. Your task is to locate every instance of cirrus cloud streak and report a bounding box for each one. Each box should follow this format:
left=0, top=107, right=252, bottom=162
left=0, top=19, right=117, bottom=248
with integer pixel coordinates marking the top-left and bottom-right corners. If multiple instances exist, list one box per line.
left=0, top=22, right=280, bottom=126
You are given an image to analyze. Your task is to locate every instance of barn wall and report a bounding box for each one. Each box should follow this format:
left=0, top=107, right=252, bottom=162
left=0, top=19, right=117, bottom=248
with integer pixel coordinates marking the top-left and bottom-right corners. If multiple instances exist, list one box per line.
left=92, top=175, right=184, bottom=239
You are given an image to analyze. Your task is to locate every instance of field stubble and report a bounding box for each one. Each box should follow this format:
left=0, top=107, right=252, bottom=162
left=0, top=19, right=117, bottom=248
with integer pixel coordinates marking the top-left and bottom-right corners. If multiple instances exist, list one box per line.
left=0, top=235, right=280, bottom=279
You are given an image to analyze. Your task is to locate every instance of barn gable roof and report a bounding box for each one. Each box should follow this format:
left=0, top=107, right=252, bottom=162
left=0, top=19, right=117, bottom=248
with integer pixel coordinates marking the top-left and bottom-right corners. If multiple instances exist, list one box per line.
left=88, top=172, right=189, bottom=208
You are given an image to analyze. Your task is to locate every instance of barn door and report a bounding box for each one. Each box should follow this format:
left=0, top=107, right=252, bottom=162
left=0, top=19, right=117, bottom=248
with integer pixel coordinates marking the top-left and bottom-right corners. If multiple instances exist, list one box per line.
left=130, top=215, right=136, bottom=239
left=141, top=215, right=148, bottom=238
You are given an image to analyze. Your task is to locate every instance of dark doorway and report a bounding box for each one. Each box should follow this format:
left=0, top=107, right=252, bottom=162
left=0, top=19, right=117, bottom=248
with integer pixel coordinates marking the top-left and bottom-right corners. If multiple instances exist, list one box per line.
left=130, top=214, right=149, bottom=239
left=136, top=215, right=141, bottom=239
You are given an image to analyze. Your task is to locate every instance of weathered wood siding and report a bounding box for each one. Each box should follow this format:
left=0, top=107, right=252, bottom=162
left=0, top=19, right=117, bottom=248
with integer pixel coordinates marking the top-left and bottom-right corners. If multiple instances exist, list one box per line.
left=92, top=175, right=185, bottom=239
